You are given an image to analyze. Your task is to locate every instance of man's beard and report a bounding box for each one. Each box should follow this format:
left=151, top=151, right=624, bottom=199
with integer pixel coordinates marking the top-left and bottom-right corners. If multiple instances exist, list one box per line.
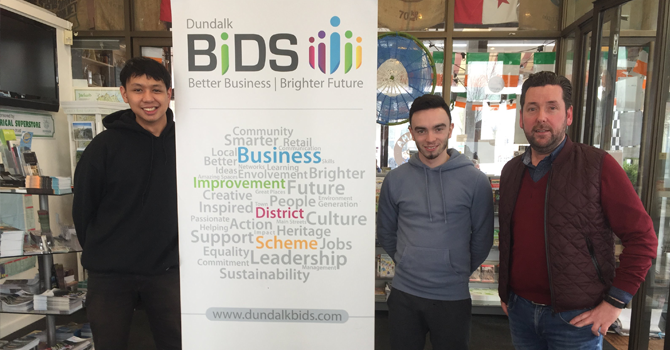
left=524, top=122, right=567, bottom=155
left=418, top=140, right=448, bottom=160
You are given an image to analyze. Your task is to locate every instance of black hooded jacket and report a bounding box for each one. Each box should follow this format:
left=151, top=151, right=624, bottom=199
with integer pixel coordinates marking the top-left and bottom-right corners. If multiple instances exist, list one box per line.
left=73, top=108, right=178, bottom=275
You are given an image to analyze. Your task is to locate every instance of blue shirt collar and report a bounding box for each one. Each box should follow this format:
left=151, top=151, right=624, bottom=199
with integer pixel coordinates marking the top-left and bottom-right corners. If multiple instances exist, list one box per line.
left=522, top=135, right=567, bottom=168
left=521, top=136, right=567, bottom=182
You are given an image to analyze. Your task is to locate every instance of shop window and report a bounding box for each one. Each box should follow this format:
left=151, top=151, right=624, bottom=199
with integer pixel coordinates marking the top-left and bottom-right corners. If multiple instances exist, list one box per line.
left=453, top=0, right=560, bottom=32
left=133, top=0, right=170, bottom=31
left=562, top=33, right=576, bottom=84
left=71, top=38, right=127, bottom=87
left=25, top=0, right=124, bottom=31
left=448, top=40, right=556, bottom=175
left=378, top=0, right=445, bottom=32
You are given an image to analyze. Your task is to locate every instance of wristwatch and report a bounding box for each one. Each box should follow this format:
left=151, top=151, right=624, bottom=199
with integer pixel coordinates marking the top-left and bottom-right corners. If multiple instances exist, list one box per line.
left=603, top=294, right=626, bottom=309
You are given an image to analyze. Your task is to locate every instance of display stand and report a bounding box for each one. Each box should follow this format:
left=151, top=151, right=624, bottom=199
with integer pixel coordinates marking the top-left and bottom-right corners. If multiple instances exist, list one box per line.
left=469, top=176, right=503, bottom=315
left=0, top=189, right=80, bottom=347
left=61, top=100, right=128, bottom=178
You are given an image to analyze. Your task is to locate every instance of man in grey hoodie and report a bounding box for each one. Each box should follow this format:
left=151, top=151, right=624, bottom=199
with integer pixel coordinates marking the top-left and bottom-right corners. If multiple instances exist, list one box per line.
left=377, top=94, right=494, bottom=350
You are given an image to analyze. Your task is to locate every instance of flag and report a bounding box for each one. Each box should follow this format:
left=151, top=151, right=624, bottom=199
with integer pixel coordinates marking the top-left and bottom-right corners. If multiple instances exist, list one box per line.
left=455, top=93, right=467, bottom=109
left=633, top=47, right=649, bottom=77
left=160, top=0, right=172, bottom=22
left=465, top=52, right=490, bottom=88
left=433, top=52, right=444, bottom=87
left=533, top=52, right=555, bottom=73
left=497, top=53, right=521, bottom=87
left=455, top=0, right=519, bottom=25
left=488, top=101, right=500, bottom=110
left=472, top=101, right=484, bottom=110
left=506, top=94, right=517, bottom=110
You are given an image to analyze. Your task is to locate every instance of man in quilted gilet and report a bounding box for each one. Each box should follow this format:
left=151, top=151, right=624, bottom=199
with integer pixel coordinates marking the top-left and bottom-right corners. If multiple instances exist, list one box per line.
left=498, top=71, right=657, bottom=349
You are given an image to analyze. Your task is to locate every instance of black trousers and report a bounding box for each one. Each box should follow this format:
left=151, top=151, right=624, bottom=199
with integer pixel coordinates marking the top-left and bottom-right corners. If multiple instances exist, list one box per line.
left=388, top=288, right=472, bottom=350
left=86, top=268, right=182, bottom=350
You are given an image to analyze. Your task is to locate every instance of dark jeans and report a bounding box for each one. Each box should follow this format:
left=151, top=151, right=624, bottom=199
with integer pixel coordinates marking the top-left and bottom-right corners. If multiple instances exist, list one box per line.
left=388, top=288, right=472, bottom=350
left=507, top=291, right=603, bottom=350
left=86, top=268, right=182, bottom=350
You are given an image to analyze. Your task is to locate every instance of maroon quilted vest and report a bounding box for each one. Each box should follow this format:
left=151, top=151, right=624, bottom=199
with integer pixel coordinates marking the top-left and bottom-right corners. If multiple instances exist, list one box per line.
left=498, top=137, right=615, bottom=312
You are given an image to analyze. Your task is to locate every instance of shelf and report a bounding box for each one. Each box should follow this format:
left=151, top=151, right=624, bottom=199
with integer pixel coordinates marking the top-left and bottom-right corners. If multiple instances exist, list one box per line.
left=0, top=303, right=82, bottom=315
left=0, top=233, right=82, bottom=259
left=0, top=188, right=72, bottom=195
left=0, top=248, right=82, bottom=259
left=472, top=299, right=502, bottom=307
left=82, top=56, right=114, bottom=68
left=469, top=281, right=498, bottom=288
left=375, top=301, right=389, bottom=311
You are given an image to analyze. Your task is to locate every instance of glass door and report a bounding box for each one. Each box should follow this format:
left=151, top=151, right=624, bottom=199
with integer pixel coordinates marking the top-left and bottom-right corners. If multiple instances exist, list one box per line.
left=591, top=5, right=621, bottom=151
left=584, top=1, right=661, bottom=348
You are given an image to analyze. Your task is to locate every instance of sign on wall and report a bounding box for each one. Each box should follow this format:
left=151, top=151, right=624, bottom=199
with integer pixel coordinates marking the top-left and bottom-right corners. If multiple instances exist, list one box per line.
left=0, top=110, right=54, bottom=138
left=172, top=0, right=377, bottom=348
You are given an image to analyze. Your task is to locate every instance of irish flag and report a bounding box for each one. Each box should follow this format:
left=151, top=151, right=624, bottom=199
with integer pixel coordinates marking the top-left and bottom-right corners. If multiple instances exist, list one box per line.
left=433, top=51, right=444, bottom=87
left=498, top=53, right=521, bottom=87
left=633, top=47, right=649, bottom=77
left=455, top=93, right=467, bottom=109
left=455, top=0, right=519, bottom=25
left=533, top=52, right=556, bottom=73
left=465, top=52, right=490, bottom=88
left=633, top=47, right=649, bottom=89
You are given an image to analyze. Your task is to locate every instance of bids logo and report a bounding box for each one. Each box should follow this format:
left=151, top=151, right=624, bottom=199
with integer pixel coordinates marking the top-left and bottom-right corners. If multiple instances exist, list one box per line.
left=187, top=16, right=362, bottom=75
left=309, top=16, right=363, bottom=74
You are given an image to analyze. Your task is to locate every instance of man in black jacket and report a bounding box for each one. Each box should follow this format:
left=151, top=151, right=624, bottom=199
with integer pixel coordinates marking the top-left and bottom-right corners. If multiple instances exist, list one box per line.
left=73, top=57, right=180, bottom=350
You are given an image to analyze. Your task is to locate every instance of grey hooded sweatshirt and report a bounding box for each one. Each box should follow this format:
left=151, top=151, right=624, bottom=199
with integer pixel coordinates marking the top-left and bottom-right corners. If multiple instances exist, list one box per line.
left=377, top=150, right=494, bottom=300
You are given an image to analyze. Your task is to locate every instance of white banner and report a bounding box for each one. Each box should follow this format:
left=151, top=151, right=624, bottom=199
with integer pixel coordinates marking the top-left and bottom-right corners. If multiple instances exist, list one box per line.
left=172, top=0, right=377, bottom=348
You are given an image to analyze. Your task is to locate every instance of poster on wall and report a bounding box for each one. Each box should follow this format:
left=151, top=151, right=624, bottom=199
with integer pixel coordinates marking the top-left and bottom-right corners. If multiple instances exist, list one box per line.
left=172, top=0, right=377, bottom=348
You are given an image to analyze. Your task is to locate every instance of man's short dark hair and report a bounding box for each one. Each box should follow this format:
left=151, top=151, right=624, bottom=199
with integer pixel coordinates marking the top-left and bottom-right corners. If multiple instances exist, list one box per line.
left=409, top=94, right=452, bottom=124
left=520, top=71, right=572, bottom=110
left=120, top=57, right=171, bottom=89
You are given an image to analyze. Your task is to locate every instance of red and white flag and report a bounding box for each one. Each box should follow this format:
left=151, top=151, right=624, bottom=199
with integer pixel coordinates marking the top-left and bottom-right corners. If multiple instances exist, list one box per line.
left=455, top=0, right=519, bottom=25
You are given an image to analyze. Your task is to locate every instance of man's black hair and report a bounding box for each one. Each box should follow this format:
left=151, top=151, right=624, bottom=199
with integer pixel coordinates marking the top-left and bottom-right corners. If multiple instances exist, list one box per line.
left=520, top=71, right=572, bottom=110
left=409, top=94, right=452, bottom=125
left=120, top=57, right=171, bottom=89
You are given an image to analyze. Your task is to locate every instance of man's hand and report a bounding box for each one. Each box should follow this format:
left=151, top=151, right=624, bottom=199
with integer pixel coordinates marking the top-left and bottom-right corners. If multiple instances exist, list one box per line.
left=569, top=301, right=623, bottom=336
left=501, top=301, right=508, bottom=316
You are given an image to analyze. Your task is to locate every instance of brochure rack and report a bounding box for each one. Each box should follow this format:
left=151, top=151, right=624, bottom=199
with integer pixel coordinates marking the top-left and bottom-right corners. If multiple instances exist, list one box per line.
left=0, top=190, right=80, bottom=346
